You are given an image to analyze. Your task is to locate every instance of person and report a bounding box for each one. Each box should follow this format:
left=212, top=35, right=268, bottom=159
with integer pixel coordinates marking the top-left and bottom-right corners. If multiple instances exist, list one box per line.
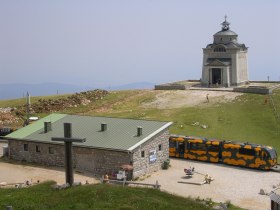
left=264, top=95, right=269, bottom=104
left=103, top=173, right=109, bottom=183
left=204, top=174, right=212, bottom=184
left=206, top=94, right=209, bottom=103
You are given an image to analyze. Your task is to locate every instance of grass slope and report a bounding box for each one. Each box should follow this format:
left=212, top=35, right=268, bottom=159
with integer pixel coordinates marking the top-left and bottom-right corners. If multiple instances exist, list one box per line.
left=0, top=181, right=218, bottom=210
left=80, top=89, right=280, bottom=158
left=1, top=89, right=280, bottom=157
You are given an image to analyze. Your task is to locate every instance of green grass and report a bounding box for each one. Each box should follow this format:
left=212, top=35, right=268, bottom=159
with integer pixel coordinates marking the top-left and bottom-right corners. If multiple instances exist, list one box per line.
left=0, top=181, right=219, bottom=210
left=1, top=90, right=268, bottom=209
left=1, top=89, right=280, bottom=158
left=84, top=89, right=280, bottom=158
left=0, top=94, right=71, bottom=108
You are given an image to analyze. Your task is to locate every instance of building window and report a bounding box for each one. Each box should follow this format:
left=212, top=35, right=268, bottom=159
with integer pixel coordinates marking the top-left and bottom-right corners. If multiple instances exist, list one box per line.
left=214, top=47, right=226, bottom=52
left=23, top=144, right=28, bottom=151
left=36, top=145, right=41, bottom=153
left=158, top=144, right=162, bottom=151
left=49, top=147, right=54, bottom=154
left=141, top=151, right=145, bottom=158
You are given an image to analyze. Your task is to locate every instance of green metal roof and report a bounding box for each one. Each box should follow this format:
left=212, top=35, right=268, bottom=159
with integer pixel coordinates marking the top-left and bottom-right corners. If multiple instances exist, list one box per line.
left=6, top=114, right=172, bottom=151
left=6, top=114, right=66, bottom=139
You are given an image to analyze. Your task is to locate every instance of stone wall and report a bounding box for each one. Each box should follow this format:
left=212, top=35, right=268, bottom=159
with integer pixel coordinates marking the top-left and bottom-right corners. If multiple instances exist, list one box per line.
left=8, top=140, right=65, bottom=166
left=132, top=129, right=170, bottom=178
left=8, top=129, right=170, bottom=179
left=8, top=140, right=131, bottom=176
left=237, top=51, right=249, bottom=83
left=154, top=84, right=186, bottom=90
left=233, top=87, right=272, bottom=95
left=73, top=147, right=131, bottom=176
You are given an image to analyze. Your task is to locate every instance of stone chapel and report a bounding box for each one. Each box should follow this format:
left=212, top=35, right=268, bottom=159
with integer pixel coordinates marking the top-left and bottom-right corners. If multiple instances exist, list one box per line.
left=201, top=17, right=249, bottom=87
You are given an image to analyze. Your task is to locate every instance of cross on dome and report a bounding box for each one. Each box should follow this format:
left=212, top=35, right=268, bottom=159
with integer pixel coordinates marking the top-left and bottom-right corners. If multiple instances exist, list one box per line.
left=221, top=15, right=230, bottom=31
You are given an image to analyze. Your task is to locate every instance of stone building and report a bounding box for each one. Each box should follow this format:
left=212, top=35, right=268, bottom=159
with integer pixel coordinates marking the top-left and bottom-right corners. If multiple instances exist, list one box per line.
left=201, top=17, right=249, bottom=87
left=270, top=188, right=280, bottom=210
left=4, top=114, right=172, bottom=179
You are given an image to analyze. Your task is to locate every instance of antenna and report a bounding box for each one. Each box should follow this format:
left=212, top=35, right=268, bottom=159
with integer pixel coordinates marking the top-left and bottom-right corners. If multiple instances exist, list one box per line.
left=25, top=92, right=31, bottom=126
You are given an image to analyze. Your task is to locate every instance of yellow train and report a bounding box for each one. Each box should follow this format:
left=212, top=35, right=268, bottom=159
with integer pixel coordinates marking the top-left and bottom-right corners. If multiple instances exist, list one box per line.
left=169, top=135, right=278, bottom=170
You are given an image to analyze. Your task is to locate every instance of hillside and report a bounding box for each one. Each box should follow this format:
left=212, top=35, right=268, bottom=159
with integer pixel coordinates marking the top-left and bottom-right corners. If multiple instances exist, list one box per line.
left=1, top=88, right=280, bottom=158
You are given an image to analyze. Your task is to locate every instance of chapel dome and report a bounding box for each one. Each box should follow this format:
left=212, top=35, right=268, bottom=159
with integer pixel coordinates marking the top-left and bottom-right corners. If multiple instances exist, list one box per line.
left=214, top=30, right=238, bottom=36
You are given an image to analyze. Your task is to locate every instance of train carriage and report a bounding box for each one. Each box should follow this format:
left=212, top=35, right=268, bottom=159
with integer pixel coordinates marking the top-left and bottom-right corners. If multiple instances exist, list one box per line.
left=169, top=135, right=278, bottom=170
left=222, top=142, right=278, bottom=170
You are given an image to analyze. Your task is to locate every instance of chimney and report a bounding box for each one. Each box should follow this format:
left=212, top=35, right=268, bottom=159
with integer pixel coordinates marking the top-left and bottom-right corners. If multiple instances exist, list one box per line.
left=64, top=123, right=72, bottom=138
left=137, top=126, right=142, bottom=136
left=101, top=123, right=107, bottom=131
left=44, top=122, right=52, bottom=133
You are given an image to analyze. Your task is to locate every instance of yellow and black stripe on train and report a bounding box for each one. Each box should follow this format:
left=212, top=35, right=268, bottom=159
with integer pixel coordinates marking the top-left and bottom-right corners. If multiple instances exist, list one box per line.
left=169, top=135, right=278, bottom=170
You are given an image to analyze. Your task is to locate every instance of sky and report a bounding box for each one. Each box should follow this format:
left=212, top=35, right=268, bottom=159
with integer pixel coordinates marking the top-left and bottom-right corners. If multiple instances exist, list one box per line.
left=1, top=1, right=280, bottom=88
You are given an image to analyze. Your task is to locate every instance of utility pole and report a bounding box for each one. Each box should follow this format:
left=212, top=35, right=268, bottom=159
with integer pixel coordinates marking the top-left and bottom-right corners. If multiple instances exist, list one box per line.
left=52, top=123, right=86, bottom=186
left=25, top=92, right=30, bottom=126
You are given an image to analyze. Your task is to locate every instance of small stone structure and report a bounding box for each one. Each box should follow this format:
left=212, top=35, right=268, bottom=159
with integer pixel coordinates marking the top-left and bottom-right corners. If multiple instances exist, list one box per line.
left=5, top=114, right=172, bottom=179
left=201, top=16, right=249, bottom=87
left=270, top=188, right=280, bottom=210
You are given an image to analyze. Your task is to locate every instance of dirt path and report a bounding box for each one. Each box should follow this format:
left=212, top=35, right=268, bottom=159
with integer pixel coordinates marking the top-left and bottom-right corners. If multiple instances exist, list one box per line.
left=0, top=161, right=99, bottom=186
left=142, top=90, right=243, bottom=109
left=140, top=158, right=280, bottom=210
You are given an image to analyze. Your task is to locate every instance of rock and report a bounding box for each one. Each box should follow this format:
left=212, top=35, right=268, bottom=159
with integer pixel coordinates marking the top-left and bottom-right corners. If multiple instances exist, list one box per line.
left=55, top=183, right=70, bottom=190
left=0, top=182, right=7, bottom=186
left=201, top=124, right=208, bottom=129
left=259, top=188, right=267, bottom=195
left=219, top=203, right=228, bottom=210
left=213, top=205, right=223, bottom=210
left=73, top=182, right=82, bottom=186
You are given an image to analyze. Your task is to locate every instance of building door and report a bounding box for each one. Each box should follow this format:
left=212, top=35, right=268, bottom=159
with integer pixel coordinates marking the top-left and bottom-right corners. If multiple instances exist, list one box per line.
left=212, top=68, right=222, bottom=85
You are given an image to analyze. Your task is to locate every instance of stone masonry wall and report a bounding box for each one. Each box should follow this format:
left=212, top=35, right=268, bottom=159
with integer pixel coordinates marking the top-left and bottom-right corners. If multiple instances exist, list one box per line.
left=132, top=129, right=170, bottom=178
left=73, top=147, right=131, bottom=176
left=8, top=140, right=65, bottom=166
left=8, top=129, right=170, bottom=179
left=8, top=139, right=131, bottom=177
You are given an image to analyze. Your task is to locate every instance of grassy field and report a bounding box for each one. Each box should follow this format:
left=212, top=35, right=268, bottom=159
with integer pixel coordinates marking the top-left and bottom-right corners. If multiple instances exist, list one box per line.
left=1, top=89, right=277, bottom=209
left=80, top=89, right=280, bottom=158
left=0, top=181, right=242, bottom=210
left=0, top=94, right=71, bottom=108
left=1, top=88, right=280, bottom=157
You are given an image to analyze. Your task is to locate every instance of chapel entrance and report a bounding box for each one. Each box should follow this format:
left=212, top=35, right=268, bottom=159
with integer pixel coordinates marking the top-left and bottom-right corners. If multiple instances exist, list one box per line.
left=212, top=68, right=222, bottom=85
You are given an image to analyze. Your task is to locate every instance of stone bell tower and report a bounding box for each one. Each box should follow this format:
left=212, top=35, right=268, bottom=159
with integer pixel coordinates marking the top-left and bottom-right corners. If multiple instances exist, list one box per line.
left=201, top=16, right=249, bottom=87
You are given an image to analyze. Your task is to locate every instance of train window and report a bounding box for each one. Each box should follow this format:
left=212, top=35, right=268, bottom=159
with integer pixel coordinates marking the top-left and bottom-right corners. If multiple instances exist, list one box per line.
left=260, top=151, right=268, bottom=160
left=239, top=148, right=255, bottom=156
left=208, top=145, right=219, bottom=152
left=178, top=143, right=185, bottom=153
left=169, top=141, right=175, bottom=148
left=189, top=143, right=207, bottom=150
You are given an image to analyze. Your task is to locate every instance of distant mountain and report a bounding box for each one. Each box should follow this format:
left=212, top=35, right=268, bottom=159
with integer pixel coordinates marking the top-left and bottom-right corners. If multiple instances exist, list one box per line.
left=0, top=82, right=155, bottom=100
left=0, top=83, right=92, bottom=100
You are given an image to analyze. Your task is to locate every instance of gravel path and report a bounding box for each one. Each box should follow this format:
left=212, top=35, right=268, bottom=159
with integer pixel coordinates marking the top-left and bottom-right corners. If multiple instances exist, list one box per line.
left=0, top=142, right=99, bottom=186
left=0, top=161, right=99, bottom=186
left=0, top=151, right=278, bottom=209
left=142, top=90, right=243, bottom=109
left=140, top=158, right=280, bottom=210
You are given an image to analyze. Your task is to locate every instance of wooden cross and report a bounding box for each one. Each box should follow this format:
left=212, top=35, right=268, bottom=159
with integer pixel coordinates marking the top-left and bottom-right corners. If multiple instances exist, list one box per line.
left=52, top=123, right=86, bottom=186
